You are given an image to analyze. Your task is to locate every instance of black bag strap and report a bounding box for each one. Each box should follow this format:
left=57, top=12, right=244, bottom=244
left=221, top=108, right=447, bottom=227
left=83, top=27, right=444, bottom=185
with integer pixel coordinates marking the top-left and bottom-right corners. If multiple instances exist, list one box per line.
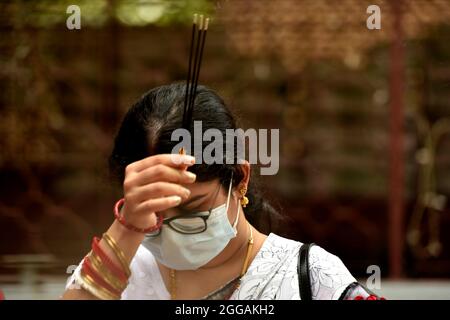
left=297, top=243, right=315, bottom=300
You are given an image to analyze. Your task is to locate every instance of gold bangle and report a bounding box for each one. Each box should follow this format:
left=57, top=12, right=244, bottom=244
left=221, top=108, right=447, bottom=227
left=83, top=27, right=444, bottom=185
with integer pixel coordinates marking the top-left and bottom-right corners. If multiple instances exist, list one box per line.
left=89, top=251, right=128, bottom=291
left=88, top=251, right=128, bottom=292
left=102, top=233, right=131, bottom=277
left=79, top=272, right=115, bottom=300
left=78, top=268, right=120, bottom=300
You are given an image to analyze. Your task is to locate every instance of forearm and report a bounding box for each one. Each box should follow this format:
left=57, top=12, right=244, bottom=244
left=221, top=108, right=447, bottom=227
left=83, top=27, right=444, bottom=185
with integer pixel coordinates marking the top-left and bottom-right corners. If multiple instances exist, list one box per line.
left=101, top=219, right=146, bottom=265
left=61, top=220, right=145, bottom=300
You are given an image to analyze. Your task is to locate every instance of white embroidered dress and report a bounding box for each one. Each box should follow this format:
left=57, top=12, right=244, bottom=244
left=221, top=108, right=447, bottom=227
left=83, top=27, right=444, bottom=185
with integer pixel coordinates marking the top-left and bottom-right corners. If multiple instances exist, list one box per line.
left=66, top=233, right=356, bottom=300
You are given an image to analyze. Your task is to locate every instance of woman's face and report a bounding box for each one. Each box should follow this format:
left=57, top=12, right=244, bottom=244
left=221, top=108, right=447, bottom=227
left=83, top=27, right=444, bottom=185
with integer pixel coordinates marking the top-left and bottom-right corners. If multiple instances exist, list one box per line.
left=161, top=178, right=238, bottom=222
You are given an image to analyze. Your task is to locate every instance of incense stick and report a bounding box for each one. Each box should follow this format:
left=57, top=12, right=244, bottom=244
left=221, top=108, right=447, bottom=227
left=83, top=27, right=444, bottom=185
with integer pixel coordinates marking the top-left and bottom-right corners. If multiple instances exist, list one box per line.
left=179, top=14, right=210, bottom=155
left=186, top=14, right=203, bottom=129
left=182, top=14, right=198, bottom=128
left=187, top=17, right=209, bottom=129
left=182, top=14, right=209, bottom=131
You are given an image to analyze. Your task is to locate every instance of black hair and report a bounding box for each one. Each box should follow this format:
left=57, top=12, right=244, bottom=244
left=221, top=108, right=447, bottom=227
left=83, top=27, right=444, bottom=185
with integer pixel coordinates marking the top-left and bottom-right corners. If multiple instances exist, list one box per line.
left=109, top=82, right=283, bottom=234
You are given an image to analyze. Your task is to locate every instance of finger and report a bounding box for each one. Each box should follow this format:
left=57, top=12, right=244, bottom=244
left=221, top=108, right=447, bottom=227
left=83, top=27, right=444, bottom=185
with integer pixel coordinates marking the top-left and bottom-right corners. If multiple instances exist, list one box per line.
left=133, top=182, right=191, bottom=203
left=135, top=196, right=182, bottom=214
left=132, top=164, right=196, bottom=186
left=127, top=154, right=195, bottom=174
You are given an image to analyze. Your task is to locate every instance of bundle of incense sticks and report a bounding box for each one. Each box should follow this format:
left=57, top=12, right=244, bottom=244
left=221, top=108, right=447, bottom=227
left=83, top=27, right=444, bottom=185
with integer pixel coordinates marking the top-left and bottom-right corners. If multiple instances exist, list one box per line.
left=179, top=14, right=210, bottom=156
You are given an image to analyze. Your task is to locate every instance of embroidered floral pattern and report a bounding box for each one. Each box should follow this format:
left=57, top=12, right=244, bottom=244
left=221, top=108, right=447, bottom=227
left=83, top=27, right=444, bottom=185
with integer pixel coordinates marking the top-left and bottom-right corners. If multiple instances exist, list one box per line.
left=232, top=233, right=356, bottom=300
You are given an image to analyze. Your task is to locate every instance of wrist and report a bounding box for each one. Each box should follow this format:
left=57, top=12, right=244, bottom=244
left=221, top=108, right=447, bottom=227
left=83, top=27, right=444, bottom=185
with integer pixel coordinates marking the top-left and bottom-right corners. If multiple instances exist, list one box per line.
left=121, top=203, right=158, bottom=230
left=115, top=199, right=162, bottom=234
left=106, top=220, right=145, bottom=264
left=111, top=219, right=146, bottom=243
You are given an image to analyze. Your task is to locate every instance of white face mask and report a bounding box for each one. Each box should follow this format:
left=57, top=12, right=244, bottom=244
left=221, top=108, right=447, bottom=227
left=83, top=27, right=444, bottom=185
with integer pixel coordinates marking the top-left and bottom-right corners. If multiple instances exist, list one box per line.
left=141, top=175, right=240, bottom=270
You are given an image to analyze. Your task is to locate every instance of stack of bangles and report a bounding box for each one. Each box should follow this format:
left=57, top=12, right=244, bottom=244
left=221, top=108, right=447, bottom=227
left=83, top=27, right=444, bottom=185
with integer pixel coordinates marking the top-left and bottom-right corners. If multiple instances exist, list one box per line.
left=75, top=234, right=131, bottom=300
left=74, top=198, right=163, bottom=300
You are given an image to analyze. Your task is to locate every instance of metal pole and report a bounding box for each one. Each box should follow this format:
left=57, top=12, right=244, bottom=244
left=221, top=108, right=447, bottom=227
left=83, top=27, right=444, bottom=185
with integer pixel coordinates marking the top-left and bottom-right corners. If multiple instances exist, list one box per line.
left=388, top=0, right=406, bottom=278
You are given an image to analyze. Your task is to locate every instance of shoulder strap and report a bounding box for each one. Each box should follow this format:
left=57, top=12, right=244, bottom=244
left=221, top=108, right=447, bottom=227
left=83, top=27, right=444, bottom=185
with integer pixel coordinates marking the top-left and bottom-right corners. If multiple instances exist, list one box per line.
left=298, top=243, right=315, bottom=301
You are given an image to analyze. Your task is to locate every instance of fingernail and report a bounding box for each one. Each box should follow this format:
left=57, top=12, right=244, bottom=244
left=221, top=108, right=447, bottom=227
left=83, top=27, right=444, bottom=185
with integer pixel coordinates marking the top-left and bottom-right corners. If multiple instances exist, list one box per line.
left=183, top=155, right=196, bottom=165
left=171, top=196, right=182, bottom=204
left=183, top=188, right=191, bottom=198
left=184, top=171, right=196, bottom=181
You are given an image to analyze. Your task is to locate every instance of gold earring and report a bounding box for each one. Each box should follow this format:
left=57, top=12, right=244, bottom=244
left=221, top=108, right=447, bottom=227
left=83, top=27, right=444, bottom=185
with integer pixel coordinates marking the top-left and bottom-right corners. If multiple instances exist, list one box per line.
left=239, top=186, right=249, bottom=208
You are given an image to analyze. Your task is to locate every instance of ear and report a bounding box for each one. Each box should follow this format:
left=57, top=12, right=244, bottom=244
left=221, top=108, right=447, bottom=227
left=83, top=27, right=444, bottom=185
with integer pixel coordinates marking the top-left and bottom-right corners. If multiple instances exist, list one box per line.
left=234, top=160, right=250, bottom=196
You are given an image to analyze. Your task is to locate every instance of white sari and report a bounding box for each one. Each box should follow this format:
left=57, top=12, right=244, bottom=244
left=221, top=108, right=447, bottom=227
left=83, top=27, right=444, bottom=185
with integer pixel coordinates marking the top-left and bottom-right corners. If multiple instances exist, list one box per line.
left=67, top=233, right=356, bottom=300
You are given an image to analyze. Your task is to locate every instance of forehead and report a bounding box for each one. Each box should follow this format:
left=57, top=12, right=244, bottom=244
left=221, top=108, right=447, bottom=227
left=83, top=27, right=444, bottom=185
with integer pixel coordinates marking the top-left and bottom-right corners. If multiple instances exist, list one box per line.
left=173, top=178, right=226, bottom=214
left=182, top=178, right=221, bottom=195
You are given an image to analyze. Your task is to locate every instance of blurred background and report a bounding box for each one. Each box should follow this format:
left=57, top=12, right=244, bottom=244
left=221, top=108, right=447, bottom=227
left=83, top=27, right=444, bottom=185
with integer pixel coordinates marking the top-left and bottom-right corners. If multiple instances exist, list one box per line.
left=1, top=0, right=450, bottom=299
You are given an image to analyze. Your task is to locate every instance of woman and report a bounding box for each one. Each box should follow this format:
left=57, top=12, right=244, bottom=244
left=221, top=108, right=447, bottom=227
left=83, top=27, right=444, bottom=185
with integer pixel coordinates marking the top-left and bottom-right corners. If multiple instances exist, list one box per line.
left=62, top=83, right=382, bottom=300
